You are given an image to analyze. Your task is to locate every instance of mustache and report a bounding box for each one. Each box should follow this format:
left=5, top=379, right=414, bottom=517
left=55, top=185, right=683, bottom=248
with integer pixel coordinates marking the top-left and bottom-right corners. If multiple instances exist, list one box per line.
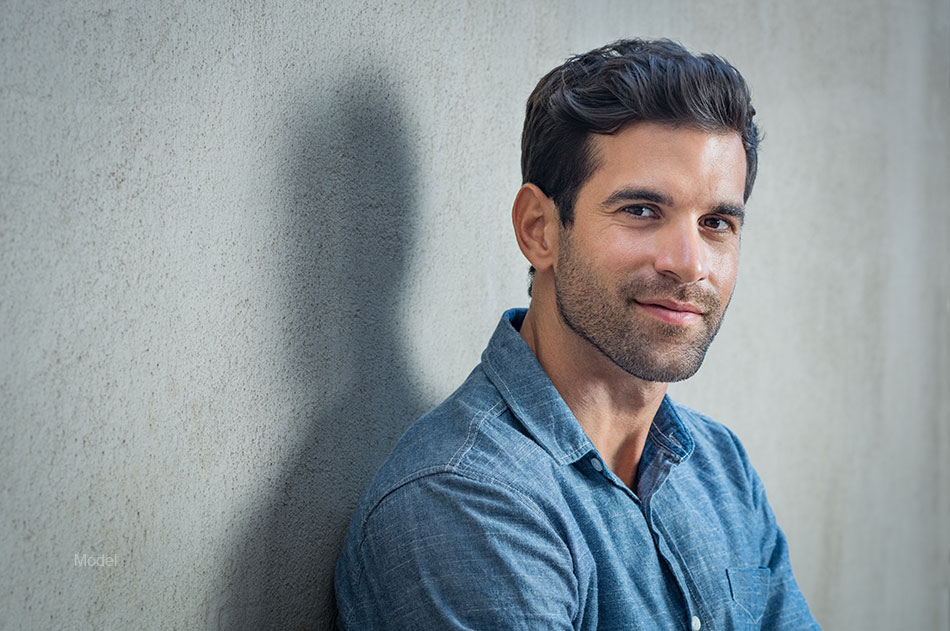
left=622, top=277, right=721, bottom=312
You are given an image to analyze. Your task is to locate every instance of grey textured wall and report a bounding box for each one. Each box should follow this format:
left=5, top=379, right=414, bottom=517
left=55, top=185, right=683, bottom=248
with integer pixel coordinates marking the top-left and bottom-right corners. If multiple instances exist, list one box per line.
left=1, top=1, right=947, bottom=629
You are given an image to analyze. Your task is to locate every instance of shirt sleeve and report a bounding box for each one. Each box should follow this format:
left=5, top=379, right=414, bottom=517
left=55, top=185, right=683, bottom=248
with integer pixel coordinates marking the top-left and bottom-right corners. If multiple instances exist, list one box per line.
left=335, top=470, right=582, bottom=630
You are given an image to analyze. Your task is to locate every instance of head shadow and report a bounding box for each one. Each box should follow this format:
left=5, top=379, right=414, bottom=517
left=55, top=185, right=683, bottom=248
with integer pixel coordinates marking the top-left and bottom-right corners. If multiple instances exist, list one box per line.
left=214, top=73, right=427, bottom=630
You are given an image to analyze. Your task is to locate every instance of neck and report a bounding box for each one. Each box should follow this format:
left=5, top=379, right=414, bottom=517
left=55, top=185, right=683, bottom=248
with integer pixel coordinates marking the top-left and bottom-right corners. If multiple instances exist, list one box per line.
left=519, top=292, right=667, bottom=489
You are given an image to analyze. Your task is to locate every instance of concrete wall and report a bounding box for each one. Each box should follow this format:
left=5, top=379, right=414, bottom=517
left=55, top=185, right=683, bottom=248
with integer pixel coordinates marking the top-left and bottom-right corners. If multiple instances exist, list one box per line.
left=2, top=1, right=947, bottom=629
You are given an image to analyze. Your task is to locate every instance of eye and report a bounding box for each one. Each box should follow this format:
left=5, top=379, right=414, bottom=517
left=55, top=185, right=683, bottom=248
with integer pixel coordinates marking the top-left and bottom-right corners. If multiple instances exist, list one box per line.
left=701, top=216, right=735, bottom=232
left=621, top=205, right=658, bottom=218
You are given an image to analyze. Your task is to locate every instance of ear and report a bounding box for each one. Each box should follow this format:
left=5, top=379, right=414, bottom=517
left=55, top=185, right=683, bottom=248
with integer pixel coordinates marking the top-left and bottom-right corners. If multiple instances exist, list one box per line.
left=512, top=183, right=559, bottom=272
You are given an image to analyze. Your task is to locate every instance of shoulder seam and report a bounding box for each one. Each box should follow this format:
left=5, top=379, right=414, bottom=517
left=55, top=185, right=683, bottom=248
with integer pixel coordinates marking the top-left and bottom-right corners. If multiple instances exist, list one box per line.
left=357, top=396, right=516, bottom=534
left=449, top=397, right=509, bottom=467
left=347, top=463, right=564, bottom=616
left=351, top=396, right=514, bottom=560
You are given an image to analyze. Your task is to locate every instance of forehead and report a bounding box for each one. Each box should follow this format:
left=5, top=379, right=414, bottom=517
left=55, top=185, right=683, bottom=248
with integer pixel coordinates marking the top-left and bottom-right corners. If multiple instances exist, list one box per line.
left=582, top=122, right=747, bottom=204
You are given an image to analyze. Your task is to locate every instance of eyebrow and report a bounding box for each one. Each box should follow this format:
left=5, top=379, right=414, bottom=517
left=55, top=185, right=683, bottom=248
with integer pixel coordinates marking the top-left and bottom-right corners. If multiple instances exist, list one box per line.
left=712, top=204, right=746, bottom=225
left=601, top=186, right=746, bottom=225
left=601, top=187, right=673, bottom=208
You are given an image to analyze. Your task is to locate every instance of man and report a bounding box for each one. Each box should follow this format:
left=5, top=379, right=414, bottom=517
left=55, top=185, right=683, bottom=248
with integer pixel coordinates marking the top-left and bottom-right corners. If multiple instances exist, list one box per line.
left=335, top=39, right=820, bottom=630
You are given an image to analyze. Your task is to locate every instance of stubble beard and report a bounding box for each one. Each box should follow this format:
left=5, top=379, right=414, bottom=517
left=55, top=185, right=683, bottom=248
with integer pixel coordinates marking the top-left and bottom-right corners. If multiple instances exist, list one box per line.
left=554, top=232, right=730, bottom=383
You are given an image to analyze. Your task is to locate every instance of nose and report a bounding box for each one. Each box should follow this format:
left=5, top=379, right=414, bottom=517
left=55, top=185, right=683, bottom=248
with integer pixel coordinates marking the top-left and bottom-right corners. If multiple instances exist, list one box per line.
left=653, top=220, right=709, bottom=284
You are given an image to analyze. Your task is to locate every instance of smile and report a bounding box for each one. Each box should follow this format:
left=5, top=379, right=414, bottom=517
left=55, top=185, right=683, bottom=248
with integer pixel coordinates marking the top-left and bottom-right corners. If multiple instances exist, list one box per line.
left=634, top=300, right=704, bottom=326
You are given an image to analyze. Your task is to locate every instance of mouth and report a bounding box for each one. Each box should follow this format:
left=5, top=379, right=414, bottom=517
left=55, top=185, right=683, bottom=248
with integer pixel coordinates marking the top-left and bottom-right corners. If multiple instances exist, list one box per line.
left=634, top=299, right=705, bottom=326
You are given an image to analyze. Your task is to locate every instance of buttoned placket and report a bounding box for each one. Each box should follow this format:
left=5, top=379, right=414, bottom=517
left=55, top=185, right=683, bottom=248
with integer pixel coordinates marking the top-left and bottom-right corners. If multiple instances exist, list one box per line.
left=586, top=432, right=709, bottom=631
left=641, top=439, right=711, bottom=631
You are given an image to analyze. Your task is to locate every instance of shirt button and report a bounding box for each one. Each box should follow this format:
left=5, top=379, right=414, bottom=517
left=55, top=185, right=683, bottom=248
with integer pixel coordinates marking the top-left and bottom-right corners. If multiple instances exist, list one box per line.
left=691, top=615, right=701, bottom=630
left=590, top=457, right=603, bottom=472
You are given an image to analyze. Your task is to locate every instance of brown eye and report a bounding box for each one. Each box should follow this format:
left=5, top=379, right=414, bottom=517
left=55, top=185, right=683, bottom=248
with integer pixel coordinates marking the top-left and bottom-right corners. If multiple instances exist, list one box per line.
left=702, top=217, right=732, bottom=231
left=623, top=205, right=657, bottom=218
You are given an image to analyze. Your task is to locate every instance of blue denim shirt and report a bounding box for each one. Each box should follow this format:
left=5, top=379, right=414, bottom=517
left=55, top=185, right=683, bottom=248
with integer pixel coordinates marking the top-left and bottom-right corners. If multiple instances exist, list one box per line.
left=335, top=309, right=820, bottom=630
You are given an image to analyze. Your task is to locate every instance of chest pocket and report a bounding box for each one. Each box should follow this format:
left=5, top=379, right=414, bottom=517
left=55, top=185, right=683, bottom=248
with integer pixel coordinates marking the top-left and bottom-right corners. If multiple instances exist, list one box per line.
left=726, top=567, right=771, bottom=624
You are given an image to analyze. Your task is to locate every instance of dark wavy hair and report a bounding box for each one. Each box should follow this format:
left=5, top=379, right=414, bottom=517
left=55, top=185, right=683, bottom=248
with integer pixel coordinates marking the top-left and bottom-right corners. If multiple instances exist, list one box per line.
left=521, top=38, right=761, bottom=226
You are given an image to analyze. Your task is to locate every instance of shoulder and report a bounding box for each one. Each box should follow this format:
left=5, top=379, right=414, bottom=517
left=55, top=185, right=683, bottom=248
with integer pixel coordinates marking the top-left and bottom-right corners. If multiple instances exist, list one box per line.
left=362, top=365, right=557, bottom=506
left=335, top=366, right=582, bottom=629
left=667, top=399, right=762, bottom=497
left=344, top=364, right=572, bottom=549
left=671, top=400, right=752, bottom=460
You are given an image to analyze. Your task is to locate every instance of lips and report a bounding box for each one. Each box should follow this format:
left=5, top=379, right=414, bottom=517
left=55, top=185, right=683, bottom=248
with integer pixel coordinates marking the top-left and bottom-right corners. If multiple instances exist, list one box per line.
left=640, top=298, right=704, bottom=314
left=634, top=298, right=705, bottom=325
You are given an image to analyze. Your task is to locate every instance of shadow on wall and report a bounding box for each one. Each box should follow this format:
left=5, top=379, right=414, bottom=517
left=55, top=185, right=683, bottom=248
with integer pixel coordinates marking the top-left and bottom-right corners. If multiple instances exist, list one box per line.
left=214, top=75, right=428, bottom=630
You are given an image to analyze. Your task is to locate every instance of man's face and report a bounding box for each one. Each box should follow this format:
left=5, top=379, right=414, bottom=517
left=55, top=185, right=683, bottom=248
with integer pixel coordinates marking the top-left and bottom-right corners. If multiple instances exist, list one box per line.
left=554, top=122, right=747, bottom=383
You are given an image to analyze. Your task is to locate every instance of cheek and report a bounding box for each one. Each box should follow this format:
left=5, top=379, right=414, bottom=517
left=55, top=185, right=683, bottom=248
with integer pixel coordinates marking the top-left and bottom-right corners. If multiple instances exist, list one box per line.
left=709, top=249, right=740, bottom=294
left=599, top=231, right=656, bottom=268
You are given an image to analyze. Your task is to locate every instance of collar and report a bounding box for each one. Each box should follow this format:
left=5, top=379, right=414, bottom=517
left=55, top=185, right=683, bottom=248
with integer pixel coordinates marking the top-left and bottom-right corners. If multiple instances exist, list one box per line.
left=481, top=308, right=694, bottom=467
